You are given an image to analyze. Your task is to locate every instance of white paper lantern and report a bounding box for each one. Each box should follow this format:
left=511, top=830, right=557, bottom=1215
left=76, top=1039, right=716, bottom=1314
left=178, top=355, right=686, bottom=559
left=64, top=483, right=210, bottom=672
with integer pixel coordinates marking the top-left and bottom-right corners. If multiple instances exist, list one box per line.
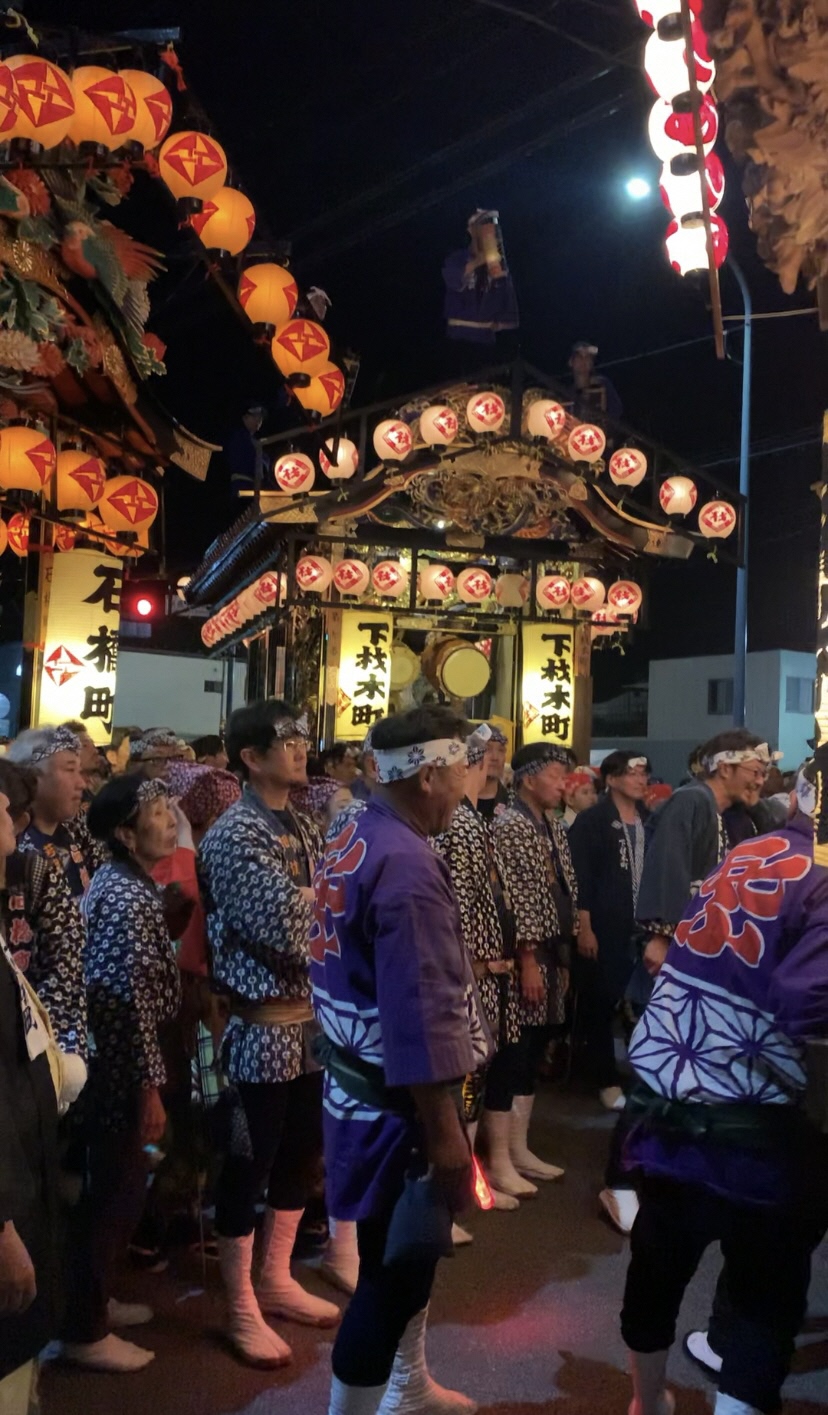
left=591, top=608, right=622, bottom=637
left=665, top=214, right=728, bottom=275
left=202, top=618, right=218, bottom=647
left=333, top=558, right=371, bottom=595
left=418, top=404, right=459, bottom=445
left=372, top=560, right=409, bottom=597
left=648, top=96, right=718, bottom=162
left=644, top=22, right=715, bottom=104
left=274, top=452, right=315, bottom=495
left=373, top=419, right=413, bottom=462
left=659, top=476, right=697, bottom=515
left=536, top=574, right=571, bottom=610
left=295, top=554, right=333, bottom=592
left=660, top=153, right=724, bottom=220
left=176, top=575, right=191, bottom=601
left=466, top=391, right=506, bottom=434
left=609, top=447, right=648, bottom=488
left=571, top=576, right=606, bottom=612
left=607, top=580, right=644, bottom=616
left=526, top=398, right=567, bottom=442
left=456, top=567, right=493, bottom=603
left=495, top=573, right=529, bottom=607
left=237, top=583, right=261, bottom=623
left=319, top=438, right=359, bottom=480
left=634, top=0, right=700, bottom=26
left=418, top=562, right=455, bottom=601
left=567, top=423, right=607, bottom=465
left=698, top=499, right=737, bottom=538
left=252, top=570, right=283, bottom=609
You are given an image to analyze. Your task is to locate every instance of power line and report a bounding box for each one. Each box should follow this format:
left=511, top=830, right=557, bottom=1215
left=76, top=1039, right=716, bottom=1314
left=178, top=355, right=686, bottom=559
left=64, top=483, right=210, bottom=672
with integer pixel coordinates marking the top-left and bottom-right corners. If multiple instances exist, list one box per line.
left=467, top=0, right=642, bottom=68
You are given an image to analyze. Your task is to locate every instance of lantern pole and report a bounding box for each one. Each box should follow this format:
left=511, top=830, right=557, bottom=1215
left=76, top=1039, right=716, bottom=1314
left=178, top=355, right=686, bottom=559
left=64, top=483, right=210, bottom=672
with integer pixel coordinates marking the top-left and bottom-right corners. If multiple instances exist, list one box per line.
left=728, top=256, right=752, bottom=729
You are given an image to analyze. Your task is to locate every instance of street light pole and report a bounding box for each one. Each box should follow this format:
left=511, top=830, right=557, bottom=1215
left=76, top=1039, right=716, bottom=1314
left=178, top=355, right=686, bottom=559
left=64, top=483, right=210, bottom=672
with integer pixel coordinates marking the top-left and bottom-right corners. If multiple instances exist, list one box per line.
left=728, top=256, right=752, bottom=728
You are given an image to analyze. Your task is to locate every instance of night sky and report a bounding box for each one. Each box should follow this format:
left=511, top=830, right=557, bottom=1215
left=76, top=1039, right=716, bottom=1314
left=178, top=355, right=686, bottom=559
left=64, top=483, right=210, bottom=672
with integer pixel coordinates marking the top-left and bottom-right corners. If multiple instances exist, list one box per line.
left=20, top=1, right=828, bottom=700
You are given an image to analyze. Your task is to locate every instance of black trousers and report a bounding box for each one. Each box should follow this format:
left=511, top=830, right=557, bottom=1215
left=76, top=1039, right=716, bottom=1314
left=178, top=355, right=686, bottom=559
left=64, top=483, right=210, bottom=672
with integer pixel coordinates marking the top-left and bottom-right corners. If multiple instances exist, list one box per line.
left=622, top=1171, right=828, bottom=1413
left=574, top=968, right=619, bottom=1090
left=215, top=1072, right=323, bottom=1237
left=511, top=1025, right=553, bottom=1097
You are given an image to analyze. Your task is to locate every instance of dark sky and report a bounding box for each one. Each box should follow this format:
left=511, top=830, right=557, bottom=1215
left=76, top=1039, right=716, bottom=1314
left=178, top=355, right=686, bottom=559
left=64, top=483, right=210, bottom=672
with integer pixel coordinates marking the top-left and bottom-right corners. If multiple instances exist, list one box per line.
left=22, top=1, right=828, bottom=698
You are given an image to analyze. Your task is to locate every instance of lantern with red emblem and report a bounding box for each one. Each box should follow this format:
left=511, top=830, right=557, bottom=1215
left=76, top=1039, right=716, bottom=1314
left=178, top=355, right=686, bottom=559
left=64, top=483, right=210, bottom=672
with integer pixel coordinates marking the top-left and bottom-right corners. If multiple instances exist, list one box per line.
left=201, top=618, right=218, bottom=648
left=649, top=95, right=718, bottom=162
left=607, top=580, right=644, bottom=616
left=54, top=524, right=76, bottom=553
left=567, top=424, right=606, bottom=465
left=495, top=573, right=529, bottom=607
left=456, top=567, right=493, bottom=604
left=418, top=563, right=455, bottom=601
left=660, top=153, right=725, bottom=220
left=571, top=576, right=606, bottom=612
left=644, top=20, right=715, bottom=103
left=56, top=449, right=106, bottom=512
left=158, top=130, right=227, bottom=201
left=665, top=214, right=728, bottom=275
left=0, top=520, right=7, bottom=556
left=373, top=420, right=412, bottom=463
left=295, top=555, right=333, bottom=594
left=0, top=425, right=56, bottom=492
left=252, top=571, right=283, bottom=610
left=274, top=453, right=315, bottom=496
left=7, top=512, right=30, bottom=557
left=320, top=438, right=359, bottom=481
left=238, top=264, right=298, bottom=327
left=659, top=475, right=697, bottom=515
left=118, top=69, right=172, bottom=149
left=418, top=405, right=458, bottom=446
left=698, top=499, right=737, bottom=538
left=6, top=56, right=75, bottom=147
left=98, top=475, right=159, bottom=535
left=190, top=187, right=255, bottom=255
left=372, top=560, right=409, bottom=598
left=293, top=363, right=345, bottom=416
left=634, top=0, right=701, bottom=25
left=69, top=67, right=137, bottom=150
left=591, top=608, right=622, bottom=638
left=609, top=447, right=648, bottom=488
left=271, top=320, right=330, bottom=379
left=0, top=64, right=18, bottom=139
left=333, top=559, right=370, bottom=596
left=466, top=392, right=506, bottom=434
left=526, top=398, right=567, bottom=442
left=536, top=574, right=571, bottom=610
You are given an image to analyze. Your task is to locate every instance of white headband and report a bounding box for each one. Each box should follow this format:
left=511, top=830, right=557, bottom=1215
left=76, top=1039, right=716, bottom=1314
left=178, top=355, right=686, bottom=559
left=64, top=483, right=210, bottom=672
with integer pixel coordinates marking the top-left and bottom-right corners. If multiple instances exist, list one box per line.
left=373, top=737, right=468, bottom=784
left=704, top=743, right=781, bottom=773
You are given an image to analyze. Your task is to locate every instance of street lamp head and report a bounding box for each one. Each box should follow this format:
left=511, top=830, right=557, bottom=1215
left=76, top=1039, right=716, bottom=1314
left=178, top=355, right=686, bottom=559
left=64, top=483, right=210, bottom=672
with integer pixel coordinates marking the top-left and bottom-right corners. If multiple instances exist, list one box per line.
left=626, top=175, right=652, bottom=200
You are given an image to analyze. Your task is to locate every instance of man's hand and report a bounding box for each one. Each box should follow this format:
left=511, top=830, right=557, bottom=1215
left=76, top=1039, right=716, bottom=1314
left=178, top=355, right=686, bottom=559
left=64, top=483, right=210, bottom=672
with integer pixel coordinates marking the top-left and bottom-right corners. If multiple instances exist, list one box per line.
left=0, top=1222, right=36, bottom=1314
left=519, top=951, right=545, bottom=1005
left=411, top=1084, right=473, bottom=1217
left=299, top=887, right=315, bottom=906
left=643, top=936, right=670, bottom=977
left=138, top=1086, right=167, bottom=1147
left=577, top=927, right=599, bottom=961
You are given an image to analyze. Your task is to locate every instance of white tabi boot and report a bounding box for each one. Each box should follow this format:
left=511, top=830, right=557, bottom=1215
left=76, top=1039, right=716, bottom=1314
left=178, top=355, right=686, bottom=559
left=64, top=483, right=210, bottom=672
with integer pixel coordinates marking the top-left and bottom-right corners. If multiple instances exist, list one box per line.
left=377, top=1306, right=477, bottom=1414
left=256, top=1207, right=341, bottom=1327
left=480, top=1109, right=537, bottom=1199
left=329, top=1375, right=389, bottom=1415
left=713, top=1397, right=761, bottom=1415
left=321, top=1218, right=360, bottom=1295
left=218, top=1232, right=292, bottom=1367
left=509, top=1094, right=564, bottom=1180
left=629, top=1350, right=675, bottom=1415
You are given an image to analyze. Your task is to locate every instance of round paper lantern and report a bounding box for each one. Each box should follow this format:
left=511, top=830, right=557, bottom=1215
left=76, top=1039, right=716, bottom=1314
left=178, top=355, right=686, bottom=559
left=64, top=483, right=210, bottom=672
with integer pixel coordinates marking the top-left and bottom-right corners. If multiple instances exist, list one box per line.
left=660, top=153, right=725, bottom=219
left=372, top=560, right=409, bottom=598
left=0, top=63, right=19, bottom=138
left=56, top=449, right=106, bottom=511
left=373, top=419, right=413, bottom=462
left=274, top=452, right=315, bottom=495
left=0, top=519, right=7, bottom=556
left=98, top=475, right=159, bottom=533
left=7, top=512, right=30, bottom=557
left=609, top=447, right=648, bottom=488
left=158, top=129, right=227, bottom=201
left=495, top=573, right=529, bottom=607
left=607, top=580, right=644, bottom=615
left=536, top=574, right=571, bottom=610
left=418, top=405, right=458, bottom=446
left=236, top=583, right=261, bottom=624
left=567, top=423, right=606, bottom=465
left=252, top=571, right=283, bottom=609
left=201, top=618, right=218, bottom=648
left=295, top=554, right=333, bottom=593
left=54, top=524, right=76, bottom=553
left=319, top=438, right=359, bottom=481
left=466, top=391, right=506, bottom=434
left=571, top=576, right=606, bottom=612
left=176, top=575, right=191, bottom=601
left=644, top=21, right=715, bottom=103
left=418, top=563, right=455, bottom=601
left=6, top=56, right=75, bottom=147
left=69, top=67, right=137, bottom=149
left=217, top=600, right=242, bottom=637
left=333, top=559, right=370, bottom=596
left=0, top=426, right=56, bottom=492
left=634, top=0, right=700, bottom=26
left=293, top=362, right=345, bottom=416
left=592, top=608, right=622, bottom=637
left=238, top=264, right=298, bottom=326
left=526, top=398, right=567, bottom=442
left=698, top=499, right=737, bottom=538
left=271, top=320, right=330, bottom=378
left=189, top=186, right=255, bottom=255
left=665, top=214, right=728, bottom=275
left=118, top=69, right=172, bottom=149
left=649, top=95, right=718, bottom=162
left=659, top=475, right=697, bottom=515
left=456, top=567, right=493, bottom=604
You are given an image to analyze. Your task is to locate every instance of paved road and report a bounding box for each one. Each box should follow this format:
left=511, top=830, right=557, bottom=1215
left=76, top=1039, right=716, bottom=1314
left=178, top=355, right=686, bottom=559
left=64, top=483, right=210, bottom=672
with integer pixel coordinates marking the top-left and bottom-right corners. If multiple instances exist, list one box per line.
left=42, top=1087, right=828, bottom=1415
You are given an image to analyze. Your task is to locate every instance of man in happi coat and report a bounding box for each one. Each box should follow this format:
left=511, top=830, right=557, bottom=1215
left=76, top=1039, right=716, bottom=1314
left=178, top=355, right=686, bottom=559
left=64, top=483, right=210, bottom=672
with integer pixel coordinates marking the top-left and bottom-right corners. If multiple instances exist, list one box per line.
left=311, top=705, right=488, bottom=1415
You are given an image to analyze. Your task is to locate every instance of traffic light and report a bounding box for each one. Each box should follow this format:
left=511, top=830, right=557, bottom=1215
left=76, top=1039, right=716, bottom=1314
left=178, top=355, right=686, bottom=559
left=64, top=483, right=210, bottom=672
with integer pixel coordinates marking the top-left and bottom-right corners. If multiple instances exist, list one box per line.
left=121, top=578, right=167, bottom=622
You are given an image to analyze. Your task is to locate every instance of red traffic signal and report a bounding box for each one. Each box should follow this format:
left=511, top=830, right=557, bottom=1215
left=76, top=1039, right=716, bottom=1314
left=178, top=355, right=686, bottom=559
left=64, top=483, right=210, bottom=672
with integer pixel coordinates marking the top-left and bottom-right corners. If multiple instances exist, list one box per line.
left=122, top=578, right=167, bottom=622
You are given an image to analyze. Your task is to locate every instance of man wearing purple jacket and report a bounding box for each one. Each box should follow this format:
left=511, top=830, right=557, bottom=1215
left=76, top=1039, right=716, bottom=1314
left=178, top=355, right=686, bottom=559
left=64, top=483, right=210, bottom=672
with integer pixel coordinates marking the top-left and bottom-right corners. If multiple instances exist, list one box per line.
left=620, top=761, right=828, bottom=1415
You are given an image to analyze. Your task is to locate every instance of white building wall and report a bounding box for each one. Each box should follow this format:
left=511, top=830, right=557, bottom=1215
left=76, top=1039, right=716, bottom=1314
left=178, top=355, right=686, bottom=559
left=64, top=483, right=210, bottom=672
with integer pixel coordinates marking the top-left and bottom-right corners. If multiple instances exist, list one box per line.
left=114, top=651, right=247, bottom=740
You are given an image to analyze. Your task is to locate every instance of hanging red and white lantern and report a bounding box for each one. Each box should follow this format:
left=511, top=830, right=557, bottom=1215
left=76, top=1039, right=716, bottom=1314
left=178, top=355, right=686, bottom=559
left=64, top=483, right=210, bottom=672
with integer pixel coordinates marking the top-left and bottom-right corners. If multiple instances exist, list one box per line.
left=607, top=580, right=644, bottom=615
left=609, top=447, right=648, bottom=488
left=418, top=563, right=455, bottom=601
left=320, top=438, right=359, bottom=480
left=660, top=153, right=725, bottom=219
left=648, top=96, right=718, bottom=162
left=567, top=423, right=606, bottom=465
left=201, top=618, right=218, bottom=648
left=217, top=600, right=242, bottom=637
left=466, top=391, right=506, bottom=434
left=591, top=608, right=622, bottom=637
left=495, top=573, right=529, bottom=607
left=373, top=419, right=413, bottom=462
left=252, top=571, right=283, bottom=609
left=634, top=0, right=700, bottom=26
left=295, top=554, right=333, bottom=593
left=54, top=524, right=76, bottom=553
left=536, top=574, right=571, bottom=610
left=456, top=567, right=493, bottom=604
left=333, top=559, right=371, bottom=595
left=571, top=576, right=606, bottom=612
left=644, top=21, right=715, bottom=103
left=372, top=560, right=409, bottom=598
left=274, top=453, right=315, bottom=495
left=525, top=398, right=567, bottom=442
left=418, top=405, right=458, bottom=445
left=659, top=476, right=697, bottom=515
left=665, top=214, right=728, bottom=275
left=236, top=584, right=261, bottom=624
left=7, top=512, right=30, bottom=557
left=698, top=499, right=737, bottom=538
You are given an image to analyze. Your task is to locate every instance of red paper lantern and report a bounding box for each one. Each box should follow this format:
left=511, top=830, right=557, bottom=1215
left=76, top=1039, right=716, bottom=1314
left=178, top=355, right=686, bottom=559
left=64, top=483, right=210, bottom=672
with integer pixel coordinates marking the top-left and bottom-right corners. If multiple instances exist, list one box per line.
left=536, top=574, right=571, bottom=610
left=54, top=524, right=77, bottom=553
left=69, top=67, right=137, bottom=149
left=649, top=95, right=718, bottom=161
left=456, top=567, right=493, bottom=604
left=274, top=453, right=315, bottom=495
left=609, top=447, right=648, bottom=488
left=56, top=450, right=106, bottom=511
left=158, top=130, right=227, bottom=201
left=237, top=264, right=298, bottom=326
left=190, top=187, right=255, bottom=255
left=295, top=555, right=333, bottom=593
left=659, top=475, right=697, bottom=515
left=607, top=580, right=643, bottom=615
left=292, top=362, right=345, bottom=416
left=698, top=499, right=737, bottom=538
left=634, top=0, right=701, bottom=25
left=371, top=560, right=409, bottom=598
left=567, top=423, right=606, bottom=465
left=644, top=21, right=715, bottom=103
left=6, top=56, right=75, bottom=147
left=333, top=559, right=370, bottom=596
left=7, top=512, right=30, bottom=557
left=418, top=405, right=458, bottom=445
left=271, top=320, right=330, bottom=378
left=373, top=419, right=413, bottom=462
left=118, top=69, right=172, bottom=149
left=0, top=426, right=56, bottom=492
left=571, top=576, right=606, bottom=611
left=526, top=398, right=567, bottom=442
left=665, top=214, right=728, bottom=275
left=660, top=153, right=725, bottom=219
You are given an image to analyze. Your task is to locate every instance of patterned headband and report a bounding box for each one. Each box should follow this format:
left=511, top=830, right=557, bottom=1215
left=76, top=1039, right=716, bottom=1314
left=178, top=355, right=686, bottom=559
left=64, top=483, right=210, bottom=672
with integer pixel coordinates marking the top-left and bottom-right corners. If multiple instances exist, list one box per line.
left=29, top=726, right=82, bottom=763
left=466, top=724, right=492, bottom=767
left=271, top=712, right=309, bottom=740
left=704, top=742, right=781, bottom=773
left=123, top=777, right=169, bottom=825
left=373, top=737, right=468, bottom=784
left=486, top=725, right=508, bottom=746
left=513, top=747, right=570, bottom=783
left=130, top=729, right=179, bottom=759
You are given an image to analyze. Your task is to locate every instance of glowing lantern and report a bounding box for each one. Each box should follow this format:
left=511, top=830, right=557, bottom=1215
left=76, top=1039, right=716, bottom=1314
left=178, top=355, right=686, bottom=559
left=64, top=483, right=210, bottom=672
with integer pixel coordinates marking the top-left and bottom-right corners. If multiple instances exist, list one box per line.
left=0, top=64, right=18, bottom=138
left=7, top=512, right=30, bottom=557
left=176, top=575, right=191, bottom=600
left=56, top=450, right=106, bottom=511
left=54, top=524, right=76, bottom=553
left=571, top=576, right=606, bottom=611
left=607, top=580, right=644, bottom=615
left=456, top=567, right=493, bottom=604
left=319, top=438, right=359, bottom=481
left=660, top=153, right=725, bottom=219
left=118, top=69, right=172, bottom=149
left=495, top=573, right=529, bottom=607
left=217, top=600, right=242, bottom=637
left=419, top=563, right=455, bottom=601
left=665, top=214, right=728, bottom=275
left=271, top=320, right=330, bottom=378
left=644, top=21, right=715, bottom=103
left=158, top=130, right=227, bottom=201
left=698, top=499, right=737, bottom=538
left=238, top=264, right=298, bottom=326
left=526, top=398, right=567, bottom=442
left=190, top=187, right=255, bottom=255
left=659, top=475, right=697, bottom=515
left=536, top=574, right=571, bottom=610
left=69, top=67, right=136, bottom=149
left=418, top=405, right=458, bottom=445
left=295, top=555, right=333, bottom=593
left=6, top=56, right=75, bottom=147
left=466, top=391, right=506, bottom=434
left=236, top=584, right=261, bottom=624
left=274, top=453, right=315, bottom=495
left=333, top=559, right=370, bottom=596
left=0, top=426, right=56, bottom=492
left=201, top=618, right=218, bottom=648
left=373, top=419, right=413, bottom=462
left=293, top=362, right=345, bottom=416
left=609, top=447, right=648, bottom=488
left=98, top=475, right=159, bottom=534
left=634, top=0, right=700, bottom=25
left=567, top=424, right=606, bottom=465
left=252, top=571, right=283, bottom=609
left=0, top=519, right=6, bottom=555
left=649, top=96, right=718, bottom=161
left=371, top=560, right=409, bottom=598
left=592, top=608, right=621, bottom=637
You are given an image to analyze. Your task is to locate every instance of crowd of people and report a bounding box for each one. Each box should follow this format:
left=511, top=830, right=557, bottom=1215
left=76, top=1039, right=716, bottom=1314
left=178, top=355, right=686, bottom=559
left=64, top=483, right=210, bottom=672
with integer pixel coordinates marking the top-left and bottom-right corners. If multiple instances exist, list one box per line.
left=0, top=702, right=826, bottom=1415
